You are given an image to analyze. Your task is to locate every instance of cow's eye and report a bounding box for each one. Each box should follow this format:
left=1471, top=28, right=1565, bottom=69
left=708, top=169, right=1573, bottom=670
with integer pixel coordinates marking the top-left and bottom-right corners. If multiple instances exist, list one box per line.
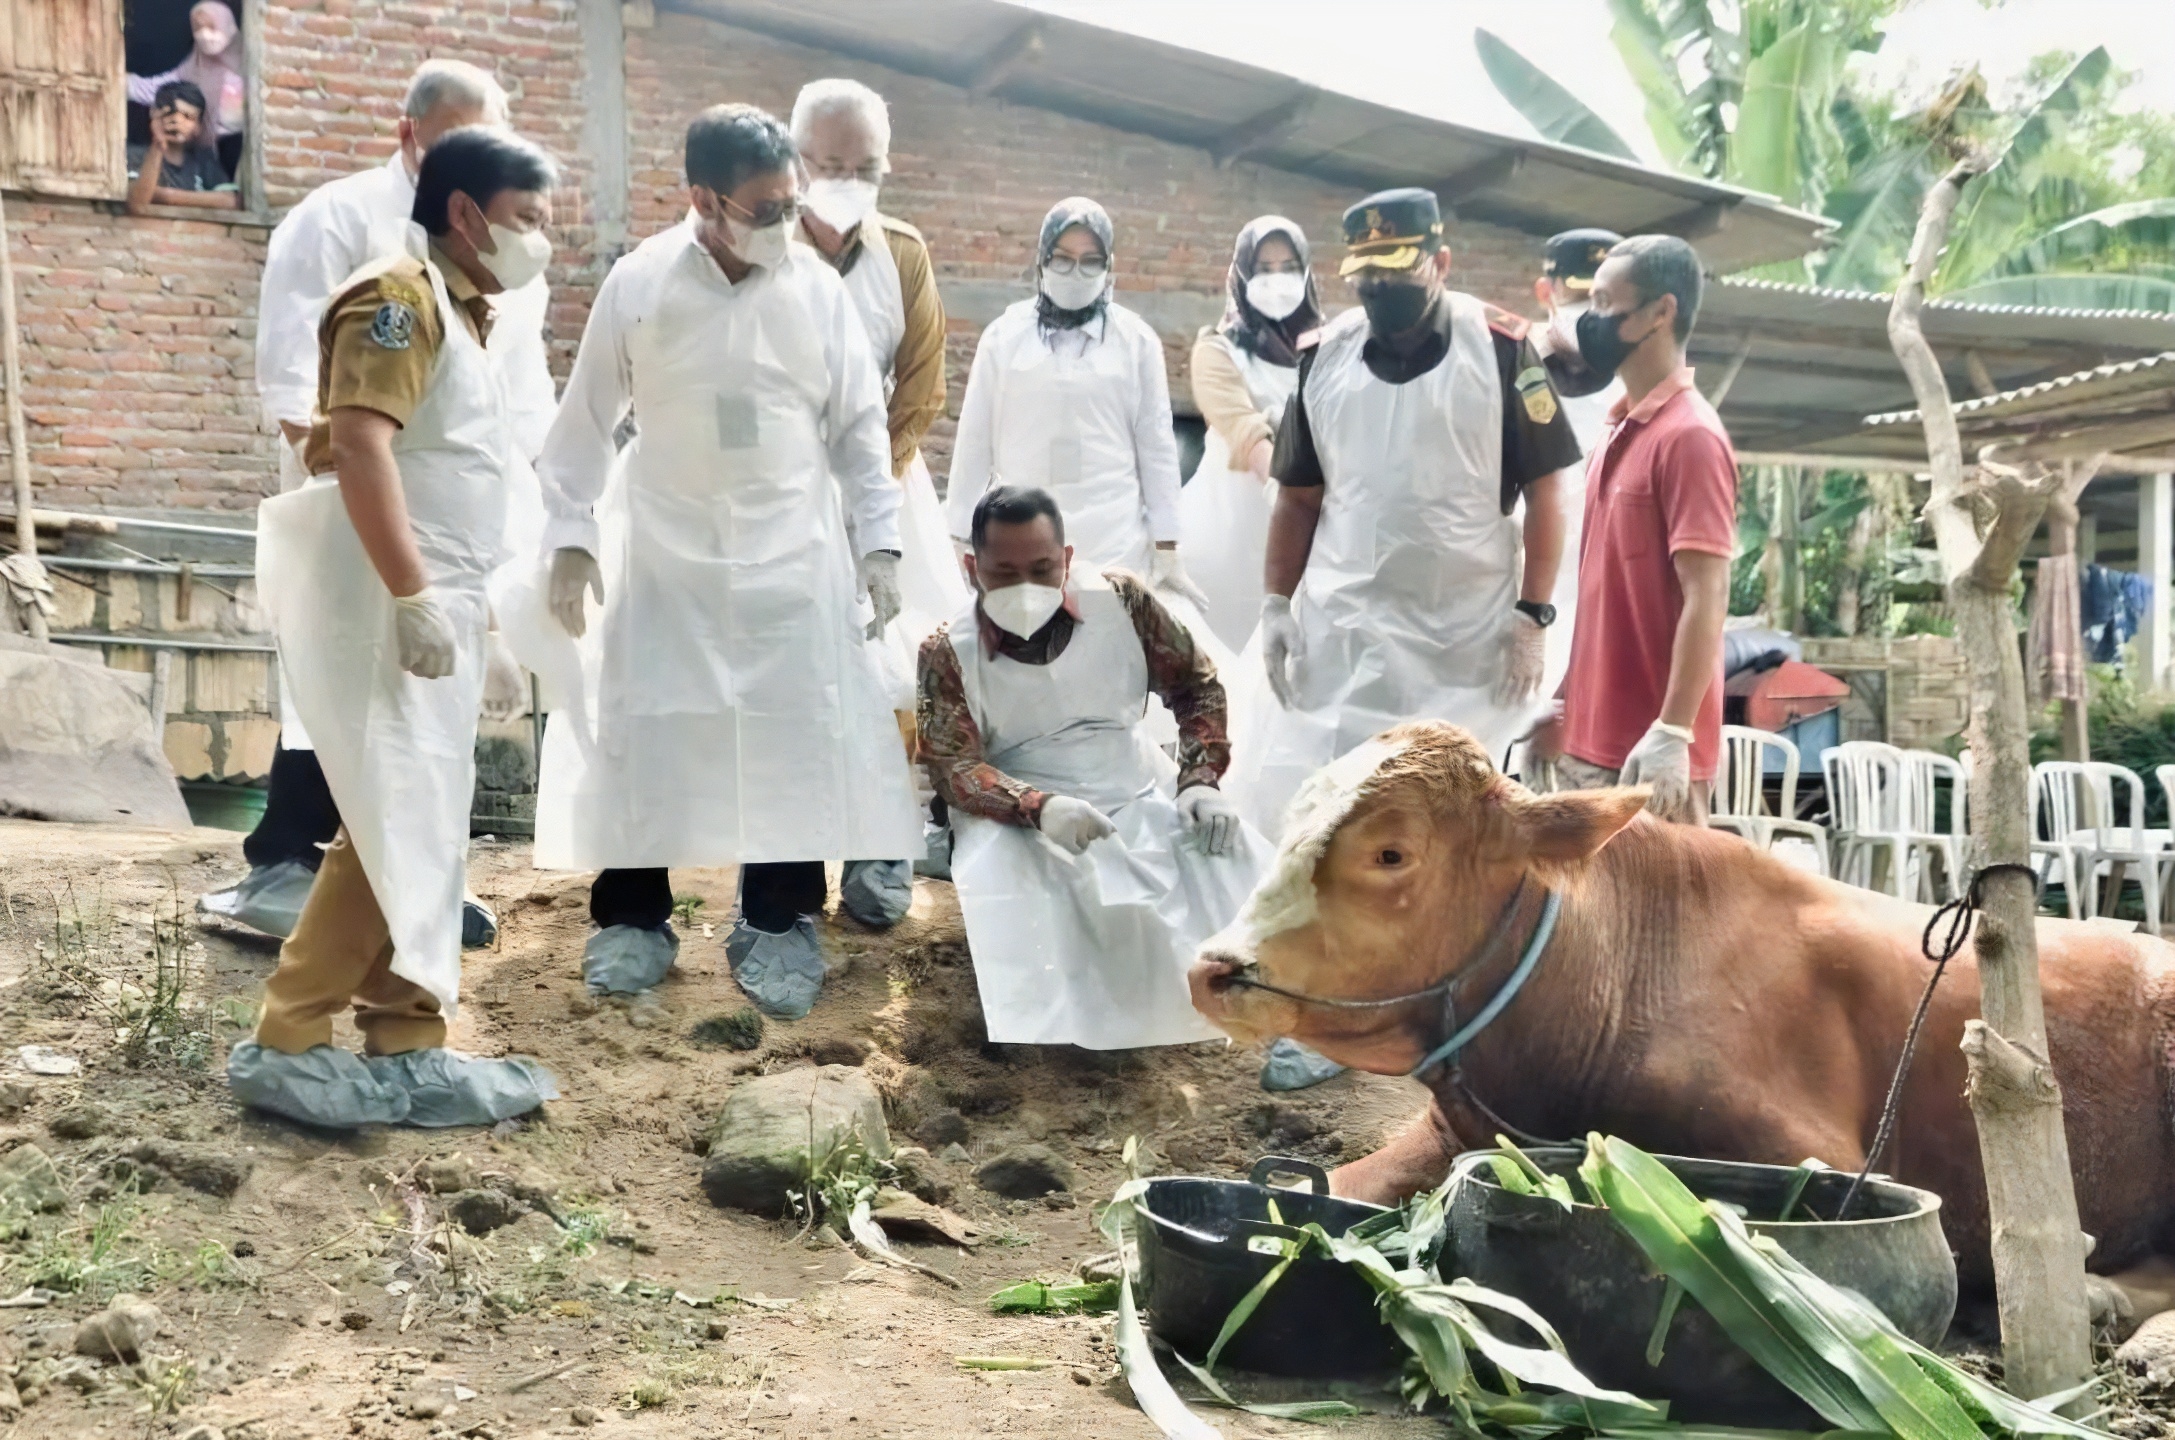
left=1378, top=848, right=1403, bottom=866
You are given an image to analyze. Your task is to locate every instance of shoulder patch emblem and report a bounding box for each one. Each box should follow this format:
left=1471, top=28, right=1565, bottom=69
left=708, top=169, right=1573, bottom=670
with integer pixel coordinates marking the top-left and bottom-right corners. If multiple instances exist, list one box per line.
left=369, top=301, right=416, bottom=351
left=1484, top=303, right=1530, bottom=341
left=1515, top=364, right=1559, bottom=425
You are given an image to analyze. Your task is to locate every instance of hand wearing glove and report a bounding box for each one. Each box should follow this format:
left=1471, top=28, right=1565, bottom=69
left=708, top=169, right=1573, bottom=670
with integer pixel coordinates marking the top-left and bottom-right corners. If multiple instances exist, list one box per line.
left=1037, top=794, right=1117, bottom=856
left=1149, top=546, right=1212, bottom=610
left=1495, top=610, right=1548, bottom=709
left=392, top=588, right=457, bottom=679
left=1260, top=594, right=1304, bottom=709
left=1619, top=720, right=1695, bottom=818
left=860, top=550, right=902, bottom=639
left=1177, top=785, right=1240, bottom=856
left=479, top=630, right=527, bottom=722
left=549, top=546, right=604, bottom=639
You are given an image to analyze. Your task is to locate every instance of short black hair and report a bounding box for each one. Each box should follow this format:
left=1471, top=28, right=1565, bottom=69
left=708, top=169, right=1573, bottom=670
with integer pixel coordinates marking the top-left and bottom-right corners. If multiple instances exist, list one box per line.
left=154, top=79, right=207, bottom=119
left=685, top=103, right=797, bottom=196
left=971, top=485, right=1065, bottom=549
left=1609, top=234, right=1704, bottom=343
left=411, top=126, right=558, bottom=237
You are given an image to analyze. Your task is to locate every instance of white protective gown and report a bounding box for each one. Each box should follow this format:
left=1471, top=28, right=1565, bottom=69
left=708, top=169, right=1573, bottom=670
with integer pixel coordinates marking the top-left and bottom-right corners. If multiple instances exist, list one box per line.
left=254, top=243, right=510, bottom=1016
left=1227, top=295, right=1544, bottom=838
left=527, top=222, right=921, bottom=871
left=944, top=300, right=1182, bottom=577
left=801, top=217, right=968, bottom=702
left=948, top=579, right=1266, bottom=1050
left=257, top=151, right=556, bottom=753
left=1178, top=331, right=1299, bottom=652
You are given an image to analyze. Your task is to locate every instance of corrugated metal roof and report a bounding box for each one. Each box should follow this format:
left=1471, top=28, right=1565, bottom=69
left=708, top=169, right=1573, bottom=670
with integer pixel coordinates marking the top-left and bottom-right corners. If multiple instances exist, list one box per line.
left=1864, top=352, right=2175, bottom=426
left=660, top=0, right=1832, bottom=271
left=1713, top=276, right=2175, bottom=326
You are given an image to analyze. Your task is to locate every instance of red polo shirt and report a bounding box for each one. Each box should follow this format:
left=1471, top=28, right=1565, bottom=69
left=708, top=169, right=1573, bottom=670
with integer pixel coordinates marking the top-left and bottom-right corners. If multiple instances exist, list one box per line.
left=1561, top=368, right=1737, bottom=781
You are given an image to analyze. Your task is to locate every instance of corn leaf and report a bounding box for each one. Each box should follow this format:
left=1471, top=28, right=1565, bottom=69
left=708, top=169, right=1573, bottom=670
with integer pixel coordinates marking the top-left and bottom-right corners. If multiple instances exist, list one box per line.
left=1202, top=1246, right=1296, bottom=1374
left=1777, top=1162, right=1827, bottom=1223
left=1115, top=1272, right=1224, bottom=1440
left=988, top=1279, right=1119, bottom=1315
left=1646, top=1279, right=1686, bottom=1367
left=1579, top=1135, right=1889, bottom=1432
left=1165, top=1348, right=1363, bottom=1423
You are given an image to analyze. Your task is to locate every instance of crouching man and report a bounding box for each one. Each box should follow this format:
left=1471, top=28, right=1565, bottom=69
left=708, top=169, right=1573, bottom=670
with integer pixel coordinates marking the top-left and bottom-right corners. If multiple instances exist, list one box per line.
left=227, top=128, right=562, bottom=1128
left=919, top=486, right=1268, bottom=1050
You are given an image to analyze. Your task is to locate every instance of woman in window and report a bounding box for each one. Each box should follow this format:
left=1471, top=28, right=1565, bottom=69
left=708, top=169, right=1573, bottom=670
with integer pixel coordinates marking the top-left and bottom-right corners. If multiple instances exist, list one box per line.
left=129, top=1, right=247, bottom=181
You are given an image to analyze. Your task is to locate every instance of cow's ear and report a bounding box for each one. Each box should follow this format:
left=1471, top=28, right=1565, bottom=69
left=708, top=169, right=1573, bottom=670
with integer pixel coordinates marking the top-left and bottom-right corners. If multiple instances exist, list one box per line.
left=1513, top=787, right=1648, bottom=864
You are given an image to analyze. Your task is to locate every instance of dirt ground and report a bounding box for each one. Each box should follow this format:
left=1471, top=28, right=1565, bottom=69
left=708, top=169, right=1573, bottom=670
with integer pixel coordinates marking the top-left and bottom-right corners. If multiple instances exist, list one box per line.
left=0, top=816, right=1450, bottom=1440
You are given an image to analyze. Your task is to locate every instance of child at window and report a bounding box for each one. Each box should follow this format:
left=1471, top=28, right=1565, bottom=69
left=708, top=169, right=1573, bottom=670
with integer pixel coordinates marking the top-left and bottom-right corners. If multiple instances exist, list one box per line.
left=126, top=80, right=240, bottom=214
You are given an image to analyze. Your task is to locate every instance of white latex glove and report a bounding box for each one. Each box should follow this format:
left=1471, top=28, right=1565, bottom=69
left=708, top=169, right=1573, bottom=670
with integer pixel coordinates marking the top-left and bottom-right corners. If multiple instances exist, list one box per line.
left=1260, top=594, right=1304, bottom=709
left=549, top=546, right=603, bottom=639
left=1177, top=785, right=1240, bottom=856
left=1037, top=794, right=1116, bottom=856
left=480, top=630, right=527, bottom=722
left=1495, top=611, right=1548, bottom=708
left=1149, top=546, right=1211, bottom=609
left=861, top=551, right=902, bottom=639
left=1619, top=720, right=1695, bottom=817
left=392, top=588, right=457, bottom=679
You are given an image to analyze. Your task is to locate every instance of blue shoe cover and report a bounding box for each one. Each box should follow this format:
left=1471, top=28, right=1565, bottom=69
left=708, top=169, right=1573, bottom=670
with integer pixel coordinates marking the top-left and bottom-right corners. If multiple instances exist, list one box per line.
left=462, top=898, right=498, bottom=949
left=1260, top=1037, right=1347, bottom=1092
left=199, top=860, right=317, bottom=940
left=726, top=916, right=826, bottom=1021
left=364, top=1048, right=559, bottom=1128
left=913, top=823, right=953, bottom=881
left=582, top=923, right=678, bottom=995
left=227, top=1041, right=411, bottom=1128
left=840, top=859, right=913, bottom=929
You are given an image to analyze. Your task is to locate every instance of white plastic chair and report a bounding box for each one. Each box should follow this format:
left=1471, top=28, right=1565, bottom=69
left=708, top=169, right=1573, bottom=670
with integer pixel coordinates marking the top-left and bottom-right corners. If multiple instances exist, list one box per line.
left=1709, top=726, right=1829, bottom=875
left=2029, top=761, right=2169, bottom=926
left=2078, top=762, right=2168, bottom=933
left=1896, top=750, right=1969, bottom=903
left=1823, top=742, right=1910, bottom=895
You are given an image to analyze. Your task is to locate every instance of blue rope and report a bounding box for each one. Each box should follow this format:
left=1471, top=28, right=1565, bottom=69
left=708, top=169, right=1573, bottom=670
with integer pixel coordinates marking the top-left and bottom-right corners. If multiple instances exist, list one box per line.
left=1407, top=890, right=1562, bottom=1079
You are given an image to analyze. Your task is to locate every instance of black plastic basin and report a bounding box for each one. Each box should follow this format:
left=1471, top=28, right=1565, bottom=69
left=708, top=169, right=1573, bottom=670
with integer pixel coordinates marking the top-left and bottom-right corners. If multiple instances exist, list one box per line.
left=1446, top=1147, right=1958, bottom=1426
left=1135, top=1156, right=1406, bottom=1379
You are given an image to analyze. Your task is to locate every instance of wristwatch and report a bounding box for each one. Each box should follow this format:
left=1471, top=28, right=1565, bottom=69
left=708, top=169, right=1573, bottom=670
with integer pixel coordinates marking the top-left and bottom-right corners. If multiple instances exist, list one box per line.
left=1514, top=600, right=1557, bottom=628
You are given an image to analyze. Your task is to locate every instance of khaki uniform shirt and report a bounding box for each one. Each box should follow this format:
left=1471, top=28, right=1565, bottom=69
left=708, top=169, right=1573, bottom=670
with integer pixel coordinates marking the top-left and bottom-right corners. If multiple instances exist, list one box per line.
left=302, top=245, right=495, bottom=474
left=826, top=215, right=947, bottom=476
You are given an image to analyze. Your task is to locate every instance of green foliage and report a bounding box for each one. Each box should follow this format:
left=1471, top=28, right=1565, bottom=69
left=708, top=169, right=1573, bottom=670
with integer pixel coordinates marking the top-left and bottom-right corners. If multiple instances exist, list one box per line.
left=1475, top=28, right=1641, bottom=159
left=988, top=1277, right=1119, bottom=1314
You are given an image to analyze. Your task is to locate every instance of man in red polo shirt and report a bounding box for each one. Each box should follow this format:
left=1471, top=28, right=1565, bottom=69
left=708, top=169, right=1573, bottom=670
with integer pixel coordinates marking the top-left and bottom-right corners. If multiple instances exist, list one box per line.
left=1539, top=234, right=1735, bottom=822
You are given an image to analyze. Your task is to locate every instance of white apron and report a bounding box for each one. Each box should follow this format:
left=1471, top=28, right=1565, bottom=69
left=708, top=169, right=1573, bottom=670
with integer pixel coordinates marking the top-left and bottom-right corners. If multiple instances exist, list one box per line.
left=949, top=582, right=1265, bottom=1050
left=1178, top=333, right=1297, bottom=652
left=255, top=255, right=508, bottom=1016
left=532, top=259, right=921, bottom=869
left=829, top=222, right=970, bottom=692
left=984, top=319, right=1155, bottom=576
left=1228, top=295, right=1534, bottom=838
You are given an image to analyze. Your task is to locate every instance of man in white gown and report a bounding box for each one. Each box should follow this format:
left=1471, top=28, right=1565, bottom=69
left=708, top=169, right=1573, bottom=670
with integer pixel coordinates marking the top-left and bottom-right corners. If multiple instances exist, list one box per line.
left=532, top=104, right=920, bottom=1017
left=789, top=77, right=963, bottom=929
left=917, top=486, right=1266, bottom=1051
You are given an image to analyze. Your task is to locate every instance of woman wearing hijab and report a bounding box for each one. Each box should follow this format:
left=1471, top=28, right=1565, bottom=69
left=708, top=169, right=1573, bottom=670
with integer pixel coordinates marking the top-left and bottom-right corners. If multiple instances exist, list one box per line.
left=1181, top=217, right=1322, bottom=650
left=129, top=1, right=248, bottom=179
left=946, top=198, right=1206, bottom=606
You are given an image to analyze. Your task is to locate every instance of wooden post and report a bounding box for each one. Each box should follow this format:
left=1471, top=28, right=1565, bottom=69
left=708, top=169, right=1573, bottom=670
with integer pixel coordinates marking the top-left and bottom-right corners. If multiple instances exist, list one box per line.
left=1889, top=156, right=2092, bottom=1401
left=0, top=189, right=49, bottom=643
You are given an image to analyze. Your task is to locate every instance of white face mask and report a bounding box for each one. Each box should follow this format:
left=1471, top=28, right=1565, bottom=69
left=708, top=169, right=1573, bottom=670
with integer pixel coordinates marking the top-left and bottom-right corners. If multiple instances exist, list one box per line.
left=980, top=581, right=1067, bottom=639
left=1245, top=271, right=1307, bottom=321
left=727, top=214, right=792, bottom=270
left=480, top=222, right=552, bottom=290
left=1040, top=268, right=1106, bottom=313
left=804, top=177, right=879, bottom=234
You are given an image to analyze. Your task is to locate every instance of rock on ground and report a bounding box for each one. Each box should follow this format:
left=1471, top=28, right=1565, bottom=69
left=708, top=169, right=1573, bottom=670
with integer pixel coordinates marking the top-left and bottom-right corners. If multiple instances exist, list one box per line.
left=74, top=1295, right=162, bottom=1361
left=975, top=1145, right=1074, bottom=1199
left=700, top=1064, right=890, bottom=1214
left=2120, top=1309, right=2175, bottom=1384
left=448, top=1188, right=526, bottom=1236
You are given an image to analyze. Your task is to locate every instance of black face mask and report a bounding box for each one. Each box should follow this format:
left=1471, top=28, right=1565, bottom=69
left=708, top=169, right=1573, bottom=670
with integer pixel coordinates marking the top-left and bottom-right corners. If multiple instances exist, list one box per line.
left=1358, top=278, right=1433, bottom=335
left=1574, top=306, right=1650, bottom=380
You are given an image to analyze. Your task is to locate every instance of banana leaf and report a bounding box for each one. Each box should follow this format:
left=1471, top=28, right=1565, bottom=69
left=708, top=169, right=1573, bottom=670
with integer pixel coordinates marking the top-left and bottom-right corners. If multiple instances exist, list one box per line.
left=1986, top=199, right=2175, bottom=279
left=1940, top=274, right=2175, bottom=314
left=1475, top=28, right=1640, bottom=160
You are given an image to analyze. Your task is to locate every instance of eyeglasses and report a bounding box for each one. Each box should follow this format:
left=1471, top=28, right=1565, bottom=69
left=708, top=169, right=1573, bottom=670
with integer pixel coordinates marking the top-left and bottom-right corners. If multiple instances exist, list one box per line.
left=1044, top=253, right=1109, bottom=278
left=725, top=193, right=802, bottom=229
left=806, top=160, right=886, bottom=184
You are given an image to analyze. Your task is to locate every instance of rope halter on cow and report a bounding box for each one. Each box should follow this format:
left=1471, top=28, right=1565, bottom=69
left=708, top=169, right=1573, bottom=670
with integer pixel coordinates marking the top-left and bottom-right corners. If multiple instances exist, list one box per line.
left=1218, top=877, right=1563, bottom=1080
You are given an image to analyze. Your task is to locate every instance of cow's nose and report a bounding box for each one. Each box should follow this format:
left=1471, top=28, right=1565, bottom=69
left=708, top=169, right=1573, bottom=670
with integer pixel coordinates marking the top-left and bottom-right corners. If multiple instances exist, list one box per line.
left=1188, top=954, right=1244, bottom=1017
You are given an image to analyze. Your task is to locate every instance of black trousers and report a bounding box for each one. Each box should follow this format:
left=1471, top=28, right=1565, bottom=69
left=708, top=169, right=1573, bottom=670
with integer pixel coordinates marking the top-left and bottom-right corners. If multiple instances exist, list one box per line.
left=243, top=746, right=343, bottom=872
left=591, top=862, right=826, bottom=933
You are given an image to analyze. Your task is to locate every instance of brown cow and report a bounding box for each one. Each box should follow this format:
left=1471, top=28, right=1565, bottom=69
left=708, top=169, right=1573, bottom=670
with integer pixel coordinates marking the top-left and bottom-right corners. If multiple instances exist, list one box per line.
left=1189, top=722, right=2175, bottom=1292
